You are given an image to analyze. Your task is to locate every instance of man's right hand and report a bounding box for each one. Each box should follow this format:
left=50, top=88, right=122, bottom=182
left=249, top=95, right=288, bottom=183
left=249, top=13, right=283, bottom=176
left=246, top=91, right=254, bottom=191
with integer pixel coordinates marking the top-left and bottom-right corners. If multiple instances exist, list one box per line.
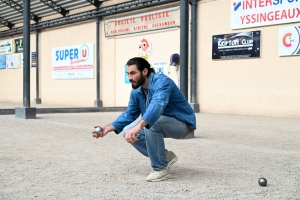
left=92, top=124, right=115, bottom=139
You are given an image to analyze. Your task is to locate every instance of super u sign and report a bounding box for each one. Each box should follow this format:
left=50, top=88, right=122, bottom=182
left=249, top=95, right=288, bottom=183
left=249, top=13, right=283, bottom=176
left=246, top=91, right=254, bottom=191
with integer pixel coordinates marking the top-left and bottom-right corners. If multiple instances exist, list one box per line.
left=52, top=43, right=94, bottom=79
left=80, top=44, right=89, bottom=61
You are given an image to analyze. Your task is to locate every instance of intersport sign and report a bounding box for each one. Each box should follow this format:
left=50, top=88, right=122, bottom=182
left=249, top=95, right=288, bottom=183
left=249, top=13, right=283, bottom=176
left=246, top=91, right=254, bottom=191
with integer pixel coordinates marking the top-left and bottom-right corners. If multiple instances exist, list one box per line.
left=231, top=0, right=300, bottom=29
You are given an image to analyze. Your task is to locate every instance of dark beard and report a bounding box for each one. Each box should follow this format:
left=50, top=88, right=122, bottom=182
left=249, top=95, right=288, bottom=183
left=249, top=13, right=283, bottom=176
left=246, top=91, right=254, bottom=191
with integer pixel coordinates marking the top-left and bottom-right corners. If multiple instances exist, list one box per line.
left=131, top=75, right=145, bottom=89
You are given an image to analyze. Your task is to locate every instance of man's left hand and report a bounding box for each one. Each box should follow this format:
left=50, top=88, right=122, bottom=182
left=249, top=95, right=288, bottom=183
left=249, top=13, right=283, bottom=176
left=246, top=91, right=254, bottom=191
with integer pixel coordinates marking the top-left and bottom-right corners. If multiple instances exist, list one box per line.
left=125, top=120, right=148, bottom=144
left=125, top=126, right=140, bottom=144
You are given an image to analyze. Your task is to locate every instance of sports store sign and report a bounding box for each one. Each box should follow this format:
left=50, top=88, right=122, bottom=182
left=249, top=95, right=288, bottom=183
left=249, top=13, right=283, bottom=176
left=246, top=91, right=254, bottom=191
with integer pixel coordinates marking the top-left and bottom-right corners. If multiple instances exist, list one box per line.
left=231, top=0, right=300, bottom=29
left=52, top=43, right=94, bottom=79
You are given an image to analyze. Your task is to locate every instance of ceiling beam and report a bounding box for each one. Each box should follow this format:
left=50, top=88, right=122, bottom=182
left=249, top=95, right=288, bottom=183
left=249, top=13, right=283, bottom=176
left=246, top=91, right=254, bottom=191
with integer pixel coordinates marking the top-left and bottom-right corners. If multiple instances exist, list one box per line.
left=39, top=0, right=69, bottom=16
left=0, top=16, right=14, bottom=29
left=0, top=0, right=41, bottom=22
left=0, top=0, right=179, bottom=38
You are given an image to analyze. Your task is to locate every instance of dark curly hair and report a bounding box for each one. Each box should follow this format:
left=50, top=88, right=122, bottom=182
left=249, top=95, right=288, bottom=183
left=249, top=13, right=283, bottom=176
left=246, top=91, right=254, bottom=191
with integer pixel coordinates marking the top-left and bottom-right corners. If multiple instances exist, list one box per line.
left=126, top=57, right=155, bottom=77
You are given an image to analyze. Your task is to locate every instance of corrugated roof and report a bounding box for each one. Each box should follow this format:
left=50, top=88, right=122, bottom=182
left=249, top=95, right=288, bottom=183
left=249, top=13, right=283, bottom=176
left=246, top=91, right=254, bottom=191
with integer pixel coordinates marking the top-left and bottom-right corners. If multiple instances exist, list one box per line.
left=0, top=0, right=99, bottom=29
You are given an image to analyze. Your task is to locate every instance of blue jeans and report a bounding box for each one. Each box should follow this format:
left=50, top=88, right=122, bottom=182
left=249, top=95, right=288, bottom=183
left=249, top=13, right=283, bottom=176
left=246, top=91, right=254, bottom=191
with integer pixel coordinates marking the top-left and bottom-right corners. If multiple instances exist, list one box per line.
left=121, top=115, right=191, bottom=171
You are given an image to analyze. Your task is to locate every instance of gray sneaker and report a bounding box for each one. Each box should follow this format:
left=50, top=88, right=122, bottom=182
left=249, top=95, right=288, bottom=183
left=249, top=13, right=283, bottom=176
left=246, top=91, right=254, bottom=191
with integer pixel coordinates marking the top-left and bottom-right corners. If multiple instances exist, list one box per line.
left=146, top=167, right=171, bottom=182
left=167, top=151, right=178, bottom=167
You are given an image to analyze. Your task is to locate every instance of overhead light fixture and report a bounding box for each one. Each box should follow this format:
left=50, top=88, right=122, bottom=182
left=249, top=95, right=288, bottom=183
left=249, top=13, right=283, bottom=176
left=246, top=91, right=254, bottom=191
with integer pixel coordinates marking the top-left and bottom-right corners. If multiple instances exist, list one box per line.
left=57, top=6, right=68, bottom=16
left=30, top=14, right=40, bottom=22
left=0, top=18, right=14, bottom=29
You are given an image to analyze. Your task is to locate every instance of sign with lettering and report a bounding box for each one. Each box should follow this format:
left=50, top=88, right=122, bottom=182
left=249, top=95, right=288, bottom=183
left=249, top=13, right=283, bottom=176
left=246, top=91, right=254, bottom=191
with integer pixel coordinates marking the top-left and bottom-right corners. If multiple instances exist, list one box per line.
left=278, top=25, right=300, bottom=56
left=0, top=55, right=6, bottom=69
left=14, top=38, right=23, bottom=53
left=231, top=0, right=300, bottom=29
left=31, top=52, right=37, bottom=67
left=104, top=6, right=180, bottom=37
left=212, top=30, right=261, bottom=59
left=153, top=61, right=168, bottom=76
left=6, top=54, right=21, bottom=69
left=0, top=40, right=12, bottom=55
left=124, top=64, right=130, bottom=84
left=52, top=43, right=94, bottom=79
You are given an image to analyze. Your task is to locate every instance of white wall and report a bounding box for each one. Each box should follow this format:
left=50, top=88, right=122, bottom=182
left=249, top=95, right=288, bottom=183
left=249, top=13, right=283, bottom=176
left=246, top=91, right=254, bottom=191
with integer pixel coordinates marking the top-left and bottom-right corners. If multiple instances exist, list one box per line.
left=197, top=0, right=300, bottom=118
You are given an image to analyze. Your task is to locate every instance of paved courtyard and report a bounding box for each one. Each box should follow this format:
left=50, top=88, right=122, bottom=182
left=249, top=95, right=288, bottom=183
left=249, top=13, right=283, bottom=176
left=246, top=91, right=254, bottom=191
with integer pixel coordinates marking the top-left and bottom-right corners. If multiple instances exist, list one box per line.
left=0, top=110, right=300, bottom=199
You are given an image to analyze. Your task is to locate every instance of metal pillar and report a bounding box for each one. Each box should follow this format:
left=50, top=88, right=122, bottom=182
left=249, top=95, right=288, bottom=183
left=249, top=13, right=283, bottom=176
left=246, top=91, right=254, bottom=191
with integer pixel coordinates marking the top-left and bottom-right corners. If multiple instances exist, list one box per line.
left=179, top=0, right=189, bottom=99
left=23, top=0, right=30, bottom=108
left=180, top=0, right=194, bottom=138
left=190, top=0, right=199, bottom=112
left=35, top=29, right=41, bottom=104
left=15, top=0, right=36, bottom=119
left=94, top=17, right=102, bottom=107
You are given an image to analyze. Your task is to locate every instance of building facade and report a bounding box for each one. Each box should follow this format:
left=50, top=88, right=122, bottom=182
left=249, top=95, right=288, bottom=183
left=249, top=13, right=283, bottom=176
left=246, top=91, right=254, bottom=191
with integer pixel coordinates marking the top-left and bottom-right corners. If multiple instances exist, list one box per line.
left=0, top=0, right=299, bottom=118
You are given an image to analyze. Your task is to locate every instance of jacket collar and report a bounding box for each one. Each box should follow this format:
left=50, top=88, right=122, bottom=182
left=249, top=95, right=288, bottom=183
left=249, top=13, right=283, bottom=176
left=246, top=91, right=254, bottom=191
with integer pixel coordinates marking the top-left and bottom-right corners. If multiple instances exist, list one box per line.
left=139, top=72, right=154, bottom=94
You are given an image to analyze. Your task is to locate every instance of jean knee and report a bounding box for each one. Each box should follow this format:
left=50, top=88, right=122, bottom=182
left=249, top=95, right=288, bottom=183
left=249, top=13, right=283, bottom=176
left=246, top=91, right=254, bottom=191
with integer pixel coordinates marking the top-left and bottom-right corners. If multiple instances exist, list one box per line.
left=121, top=126, right=132, bottom=138
left=121, top=131, right=126, bottom=138
left=120, top=120, right=140, bottom=138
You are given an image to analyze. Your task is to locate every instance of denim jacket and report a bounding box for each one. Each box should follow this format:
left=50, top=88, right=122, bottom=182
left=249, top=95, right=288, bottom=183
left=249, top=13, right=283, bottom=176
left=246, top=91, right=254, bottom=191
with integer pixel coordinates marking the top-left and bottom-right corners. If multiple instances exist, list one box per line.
left=111, top=72, right=196, bottom=133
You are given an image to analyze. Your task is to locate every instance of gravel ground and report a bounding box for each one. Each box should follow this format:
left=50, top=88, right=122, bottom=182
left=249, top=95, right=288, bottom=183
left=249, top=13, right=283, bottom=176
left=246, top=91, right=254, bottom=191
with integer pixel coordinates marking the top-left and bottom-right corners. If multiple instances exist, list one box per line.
left=0, top=112, right=300, bottom=200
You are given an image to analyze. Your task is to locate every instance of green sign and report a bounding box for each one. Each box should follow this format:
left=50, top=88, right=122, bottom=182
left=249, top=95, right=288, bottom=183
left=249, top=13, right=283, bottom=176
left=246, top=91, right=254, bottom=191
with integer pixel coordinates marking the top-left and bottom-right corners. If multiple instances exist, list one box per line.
left=14, top=38, right=23, bottom=53
left=0, top=40, right=12, bottom=55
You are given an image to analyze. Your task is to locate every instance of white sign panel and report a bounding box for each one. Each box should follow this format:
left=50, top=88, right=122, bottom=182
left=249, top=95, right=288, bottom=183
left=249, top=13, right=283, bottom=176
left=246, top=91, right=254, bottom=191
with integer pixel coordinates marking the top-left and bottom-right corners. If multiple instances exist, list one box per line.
left=278, top=25, right=300, bottom=56
left=6, top=54, right=21, bottom=69
left=0, top=40, right=13, bottom=55
left=153, top=61, right=168, bottom=76
left=231, top=0, right=300, bottom=29
left=52, top=43, right=94, bottom=79
left=104, top=6, right=180, bottom=37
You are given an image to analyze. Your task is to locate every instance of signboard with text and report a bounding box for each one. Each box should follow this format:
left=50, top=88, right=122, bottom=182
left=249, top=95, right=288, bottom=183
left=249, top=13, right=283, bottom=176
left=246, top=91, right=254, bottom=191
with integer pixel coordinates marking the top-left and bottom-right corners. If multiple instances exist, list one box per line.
left=31, top=52, right=37, bottom=67
left=14, top=38, right=23, bottom=53
left=104, top=6, right=180, bottom=37
left=278, top=25, right=300, bottom=56
left=52, top=43, right=94, bottom=79
left=212, top=31, right=261, bottom=59
left=153, top=61, right=168, bottom=76
left=0, top=55, right=6, bottom=69
left=6, top=54, right=21, bottom=69
left=124, top=64, right=130, bottom=84
left=0, top=40, right=13, bottom=55
left=231, top=0, right=300, bottom=29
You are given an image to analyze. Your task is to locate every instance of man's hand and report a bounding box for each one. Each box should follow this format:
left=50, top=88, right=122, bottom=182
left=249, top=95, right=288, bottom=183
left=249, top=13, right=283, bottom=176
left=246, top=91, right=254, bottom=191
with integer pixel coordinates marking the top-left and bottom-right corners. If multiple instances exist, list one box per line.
left=92, top=124, right=115, bottom=139
left=125, top=120, right=148, bottom=144
left=125, top=126, right=140, bottom=144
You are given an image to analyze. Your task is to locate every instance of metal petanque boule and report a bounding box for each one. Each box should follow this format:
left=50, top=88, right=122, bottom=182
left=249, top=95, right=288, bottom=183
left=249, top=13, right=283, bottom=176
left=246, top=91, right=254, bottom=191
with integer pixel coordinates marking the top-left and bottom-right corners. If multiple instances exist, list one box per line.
left=95, top=126, right=102, bottom=134
left=258, top=177, right=267, bottom=187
